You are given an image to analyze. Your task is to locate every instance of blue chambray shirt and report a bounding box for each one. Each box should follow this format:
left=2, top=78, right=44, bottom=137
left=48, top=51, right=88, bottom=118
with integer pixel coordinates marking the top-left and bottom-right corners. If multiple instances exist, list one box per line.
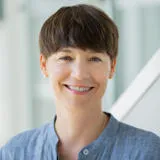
left=0, top=113, right=160, bottom=160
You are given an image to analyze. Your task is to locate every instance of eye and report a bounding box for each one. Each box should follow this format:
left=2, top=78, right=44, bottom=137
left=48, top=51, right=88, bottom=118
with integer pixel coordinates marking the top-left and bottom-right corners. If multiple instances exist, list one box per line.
left=89, top=57, right=102, bottom=62
left=59, top=56, right=73, bottom=61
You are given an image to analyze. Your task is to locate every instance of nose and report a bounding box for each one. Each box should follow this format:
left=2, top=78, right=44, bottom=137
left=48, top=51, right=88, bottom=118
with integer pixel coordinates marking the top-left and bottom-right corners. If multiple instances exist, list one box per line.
left=71, top=61, right=90, bottom=80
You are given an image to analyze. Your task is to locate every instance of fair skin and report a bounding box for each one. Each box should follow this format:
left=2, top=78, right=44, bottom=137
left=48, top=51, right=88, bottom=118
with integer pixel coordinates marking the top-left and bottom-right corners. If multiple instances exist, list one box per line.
left=40, top=47, right=116, bottom=160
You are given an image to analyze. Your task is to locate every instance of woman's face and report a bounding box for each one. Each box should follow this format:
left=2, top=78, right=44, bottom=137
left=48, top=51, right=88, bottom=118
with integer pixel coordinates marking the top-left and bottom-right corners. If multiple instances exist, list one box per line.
left=40, top=47, right=116, bottom=109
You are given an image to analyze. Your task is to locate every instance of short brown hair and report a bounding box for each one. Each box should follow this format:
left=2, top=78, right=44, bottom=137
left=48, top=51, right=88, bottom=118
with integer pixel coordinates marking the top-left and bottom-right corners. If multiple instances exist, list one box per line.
left=39, top=4, right=119, bottom=60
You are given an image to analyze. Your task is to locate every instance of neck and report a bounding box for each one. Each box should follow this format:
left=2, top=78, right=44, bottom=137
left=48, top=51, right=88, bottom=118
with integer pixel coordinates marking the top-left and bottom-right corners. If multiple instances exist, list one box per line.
left=54, top=104, right=109, bottom=153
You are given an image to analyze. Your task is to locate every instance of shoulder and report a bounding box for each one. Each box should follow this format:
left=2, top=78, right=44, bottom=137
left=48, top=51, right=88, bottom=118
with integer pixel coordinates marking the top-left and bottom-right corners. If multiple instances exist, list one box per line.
left=117, top=121, right=160, bottom=159
left=118, top=121, right=160, bottom=143
left=4, top=123, right=50, bottom=148
left=0, top=122, right=51, bottom=159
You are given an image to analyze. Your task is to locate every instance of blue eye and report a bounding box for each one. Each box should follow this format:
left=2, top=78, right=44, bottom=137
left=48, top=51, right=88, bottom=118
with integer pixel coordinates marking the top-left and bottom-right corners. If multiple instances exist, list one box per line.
left=89, top=57, right=102, bottom=62
left=59, top=56, right=73, bottom=61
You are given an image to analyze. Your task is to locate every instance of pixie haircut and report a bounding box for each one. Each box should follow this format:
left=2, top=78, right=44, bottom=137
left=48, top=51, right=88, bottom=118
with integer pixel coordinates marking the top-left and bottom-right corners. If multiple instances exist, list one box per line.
left=39, top=4, right=119, bottom=60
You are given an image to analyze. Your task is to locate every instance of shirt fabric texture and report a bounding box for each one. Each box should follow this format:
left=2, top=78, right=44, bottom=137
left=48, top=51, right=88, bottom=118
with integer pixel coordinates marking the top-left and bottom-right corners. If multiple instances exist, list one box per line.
left=0, top=113, right=160, bottom=160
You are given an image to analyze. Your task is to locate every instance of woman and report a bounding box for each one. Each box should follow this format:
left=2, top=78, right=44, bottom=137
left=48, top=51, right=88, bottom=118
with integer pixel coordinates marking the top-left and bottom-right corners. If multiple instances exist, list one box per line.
left=0, top=4, right=160, bottom=160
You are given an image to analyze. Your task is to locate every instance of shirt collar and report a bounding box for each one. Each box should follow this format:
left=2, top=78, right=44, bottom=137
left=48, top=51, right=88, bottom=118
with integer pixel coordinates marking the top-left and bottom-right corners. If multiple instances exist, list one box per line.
left=47, top=116, right=59, bottom=148
left=85, top=112, right=120, bottom=152
left=46, top=112, right=120, bottom=152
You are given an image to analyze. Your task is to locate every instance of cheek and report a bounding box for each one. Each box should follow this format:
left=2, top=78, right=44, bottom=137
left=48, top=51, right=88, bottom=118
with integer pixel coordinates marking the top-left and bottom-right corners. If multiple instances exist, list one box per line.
left=96, top=74, right=107, bottom=88
left=48, top=64, right=69, bottom=96
left=48, top=64, right=69, bottom=80
left=92, top=65, right=110, bottom=81
left=91, top=65, right=110, bottom=92
left=92, top=70, right=107, bottom=90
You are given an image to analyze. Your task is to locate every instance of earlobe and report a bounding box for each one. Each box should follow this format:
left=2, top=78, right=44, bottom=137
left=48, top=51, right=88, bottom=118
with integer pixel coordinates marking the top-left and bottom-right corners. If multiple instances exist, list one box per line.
left=109, top=71, right=114, bottom=79
left=40, top=54, right=49, bottom=78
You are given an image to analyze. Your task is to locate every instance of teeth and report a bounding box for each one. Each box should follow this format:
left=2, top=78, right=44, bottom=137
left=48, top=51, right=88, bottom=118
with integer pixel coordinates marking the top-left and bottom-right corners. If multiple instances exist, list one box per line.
left=68, top=86, right=91, bottom=92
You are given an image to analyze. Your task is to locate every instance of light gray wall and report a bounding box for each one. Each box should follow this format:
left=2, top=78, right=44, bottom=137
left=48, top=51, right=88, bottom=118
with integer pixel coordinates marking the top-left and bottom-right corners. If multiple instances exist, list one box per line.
left=123, top=76, right=160, bottom=136
left=0, top=0, right=32, bottom=146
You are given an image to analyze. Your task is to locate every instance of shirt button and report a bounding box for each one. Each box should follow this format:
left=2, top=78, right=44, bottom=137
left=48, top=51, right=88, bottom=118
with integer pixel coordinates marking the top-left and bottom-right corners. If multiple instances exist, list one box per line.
left=83, top=149, right=89, bottom=155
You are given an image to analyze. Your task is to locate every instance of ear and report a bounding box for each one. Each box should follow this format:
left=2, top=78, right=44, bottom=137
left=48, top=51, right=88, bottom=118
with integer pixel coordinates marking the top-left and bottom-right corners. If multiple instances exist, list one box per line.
left=40, top=54, right=48, bottom=78
left=109, top=58, right=117, bottom=79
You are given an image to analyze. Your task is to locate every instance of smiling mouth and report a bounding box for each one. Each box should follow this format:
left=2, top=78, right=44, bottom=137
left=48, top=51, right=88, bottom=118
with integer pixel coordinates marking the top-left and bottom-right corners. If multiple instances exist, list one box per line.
left=64, top=85, right=94, bottom=92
